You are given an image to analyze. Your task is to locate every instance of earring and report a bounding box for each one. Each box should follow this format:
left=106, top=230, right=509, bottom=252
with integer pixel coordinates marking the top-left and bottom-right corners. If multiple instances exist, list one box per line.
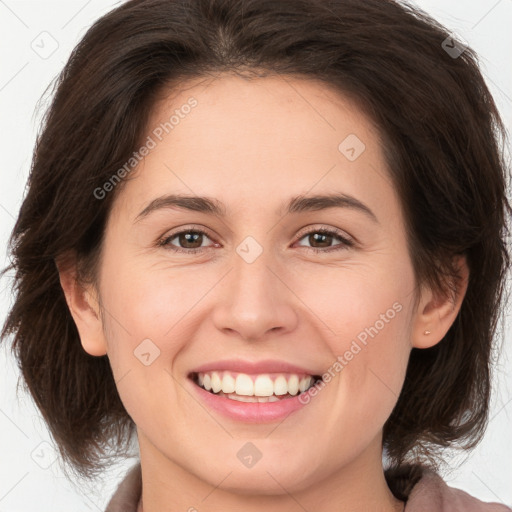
left=424, top=330, right=431, bottom=335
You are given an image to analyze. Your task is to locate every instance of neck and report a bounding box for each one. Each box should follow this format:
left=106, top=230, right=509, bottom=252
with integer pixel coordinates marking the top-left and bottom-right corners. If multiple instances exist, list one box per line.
left=136, top=431, right=405, bottom=512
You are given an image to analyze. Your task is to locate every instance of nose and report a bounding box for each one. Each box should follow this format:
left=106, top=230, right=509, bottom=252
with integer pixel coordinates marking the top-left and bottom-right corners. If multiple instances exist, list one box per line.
left=211, top=248, right=298, bottom=342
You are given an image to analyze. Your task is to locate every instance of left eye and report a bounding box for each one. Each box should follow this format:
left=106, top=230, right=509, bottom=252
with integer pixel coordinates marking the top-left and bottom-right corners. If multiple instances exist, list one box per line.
left=158, top=227, right=354, bottom=254
left=294, top=228, right=354, bottom=253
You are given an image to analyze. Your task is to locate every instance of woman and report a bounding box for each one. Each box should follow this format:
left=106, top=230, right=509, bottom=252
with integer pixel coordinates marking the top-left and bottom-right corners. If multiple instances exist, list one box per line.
left=1, top=0, right=511, bottom=511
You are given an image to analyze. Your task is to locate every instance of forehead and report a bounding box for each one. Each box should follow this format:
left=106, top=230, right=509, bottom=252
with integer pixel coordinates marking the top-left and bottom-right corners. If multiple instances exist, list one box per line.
left=111, top=73, right=399, bottom=227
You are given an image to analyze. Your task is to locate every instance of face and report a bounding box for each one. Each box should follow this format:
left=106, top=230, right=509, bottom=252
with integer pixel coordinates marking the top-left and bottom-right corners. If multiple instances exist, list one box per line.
left=84, top=74, right=422, bottom=493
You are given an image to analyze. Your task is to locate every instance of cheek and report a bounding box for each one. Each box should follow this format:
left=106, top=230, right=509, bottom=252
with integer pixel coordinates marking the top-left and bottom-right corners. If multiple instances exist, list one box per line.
left=298, top=261, right=413, bottom=413
left=100, top=252, right=217, bottom=339
left=292, top=259, right=412, bottom=348
left=97, top=265, right=190, bottom=431
left=97, top=257, right=225, bottom=409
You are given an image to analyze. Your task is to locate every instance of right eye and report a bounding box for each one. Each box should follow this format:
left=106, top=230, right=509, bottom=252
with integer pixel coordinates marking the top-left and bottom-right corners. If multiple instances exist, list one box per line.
left=158, top=227, right=219, bottom=254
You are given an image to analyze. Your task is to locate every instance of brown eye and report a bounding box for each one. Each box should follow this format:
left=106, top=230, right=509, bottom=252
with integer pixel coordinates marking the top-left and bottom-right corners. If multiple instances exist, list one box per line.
left=306, top=232, right=334, bottom=248
left=158, top=226, right=354, bottom=255
left=295, top=228, right=354, bottom=253
left=174, top=231, right=205, bottom=249
left=159, top=228, right=216, bottom=254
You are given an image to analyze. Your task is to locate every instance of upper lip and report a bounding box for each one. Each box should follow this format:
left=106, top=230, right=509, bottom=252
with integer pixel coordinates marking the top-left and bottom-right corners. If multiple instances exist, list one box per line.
left=189, top=359, right=322, bottom=377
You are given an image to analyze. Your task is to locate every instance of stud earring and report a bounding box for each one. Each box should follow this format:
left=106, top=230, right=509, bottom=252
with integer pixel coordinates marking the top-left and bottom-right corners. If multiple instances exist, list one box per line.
left=424, top=330, right=431, bottom=335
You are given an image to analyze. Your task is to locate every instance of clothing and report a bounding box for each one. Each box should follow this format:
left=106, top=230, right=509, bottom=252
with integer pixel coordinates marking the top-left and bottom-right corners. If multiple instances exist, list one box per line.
left=105, top=462, right=512, bottom=512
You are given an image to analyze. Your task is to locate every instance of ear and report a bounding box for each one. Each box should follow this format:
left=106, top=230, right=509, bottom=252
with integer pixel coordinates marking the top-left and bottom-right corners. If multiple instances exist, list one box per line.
left=411, top=254, right=469, bottom=349
left=55, top=252, right=108, bottom=356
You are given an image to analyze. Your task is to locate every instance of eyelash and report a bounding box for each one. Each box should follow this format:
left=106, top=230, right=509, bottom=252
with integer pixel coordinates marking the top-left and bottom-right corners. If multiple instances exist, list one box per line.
left=157, top=226, right=354, bottom=254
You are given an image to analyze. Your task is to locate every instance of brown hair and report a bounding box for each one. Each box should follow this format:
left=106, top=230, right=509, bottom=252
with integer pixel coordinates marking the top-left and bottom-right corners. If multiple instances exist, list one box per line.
left=1, top=0, right=510, bottom=500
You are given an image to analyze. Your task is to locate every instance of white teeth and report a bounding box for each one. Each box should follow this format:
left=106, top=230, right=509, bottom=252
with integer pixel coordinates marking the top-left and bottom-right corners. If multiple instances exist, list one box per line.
left=288, top=374, right=300, bottom=395
left=235, top=374, right=254, bottom=396
left=254, top=375, right=274, bottom=396
left=229, top=394, right=256, bottom=402
left=217, top=391, right=281, bottom=402
left=260, top=395, right=280, bottom=402
left=221, top=373, right=236, bottom=393
left=196, top=371, right=317, bottom=397
left=299, top=376, right=313, bottom=392
left=210, top=372, right=222, bottom=393
left=273, top=375, right=288, bottom=395
left=301, top=376, right=315, bottom=393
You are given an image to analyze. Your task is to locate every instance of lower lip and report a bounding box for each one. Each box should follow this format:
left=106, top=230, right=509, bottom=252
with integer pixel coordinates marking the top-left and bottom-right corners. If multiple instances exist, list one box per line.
left=189, top=378, right=313, bottom=423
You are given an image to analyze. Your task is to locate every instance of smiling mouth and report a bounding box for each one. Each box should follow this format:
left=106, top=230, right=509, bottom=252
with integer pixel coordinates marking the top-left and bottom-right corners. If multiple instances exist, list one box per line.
left=189, top=371, right=322, bottom=403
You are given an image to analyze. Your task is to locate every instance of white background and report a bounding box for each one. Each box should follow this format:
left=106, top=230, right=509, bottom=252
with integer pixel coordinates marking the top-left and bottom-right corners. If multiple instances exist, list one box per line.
left=0, top=0, right=511, bottom=510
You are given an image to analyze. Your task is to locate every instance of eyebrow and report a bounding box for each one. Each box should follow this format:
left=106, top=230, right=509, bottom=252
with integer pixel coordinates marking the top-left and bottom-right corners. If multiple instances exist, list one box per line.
left=134, top=192, right=379, bottom=224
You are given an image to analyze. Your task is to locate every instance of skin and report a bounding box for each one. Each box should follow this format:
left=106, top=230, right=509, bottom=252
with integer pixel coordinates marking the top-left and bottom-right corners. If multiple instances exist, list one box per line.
left=58, top=73, right=468, bottom=512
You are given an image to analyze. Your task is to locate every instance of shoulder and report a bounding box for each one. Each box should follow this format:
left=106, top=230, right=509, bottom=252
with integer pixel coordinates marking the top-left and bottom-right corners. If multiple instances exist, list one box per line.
left=103, top=462, right=512, bottom=512
left=104, top=462, right=142, bottom=512
left=406, top=468, right=512, bottom=512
